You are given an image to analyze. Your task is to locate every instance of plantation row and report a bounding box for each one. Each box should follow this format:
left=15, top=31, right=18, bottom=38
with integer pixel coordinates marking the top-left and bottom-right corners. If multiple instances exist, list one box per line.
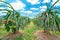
left=0, top=0, right=60, bottom=34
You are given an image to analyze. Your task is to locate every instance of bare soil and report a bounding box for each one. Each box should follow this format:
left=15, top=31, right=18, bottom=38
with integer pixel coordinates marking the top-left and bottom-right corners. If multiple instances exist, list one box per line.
left=34, top=30, right=60, bottom=40
left=1, top=30, right=60, bottom=40
left=2, top=30, right=23, bottom=40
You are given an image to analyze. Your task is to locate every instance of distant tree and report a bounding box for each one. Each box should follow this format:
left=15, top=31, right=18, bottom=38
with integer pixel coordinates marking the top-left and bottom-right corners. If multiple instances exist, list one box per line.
left=19, top=16, right=30, bottom=29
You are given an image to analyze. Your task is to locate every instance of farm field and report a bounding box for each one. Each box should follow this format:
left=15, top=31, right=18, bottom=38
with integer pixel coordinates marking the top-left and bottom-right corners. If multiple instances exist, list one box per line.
left=0, top=22, right=60, bottom=40
left=0, top=0, right=60, bottom=40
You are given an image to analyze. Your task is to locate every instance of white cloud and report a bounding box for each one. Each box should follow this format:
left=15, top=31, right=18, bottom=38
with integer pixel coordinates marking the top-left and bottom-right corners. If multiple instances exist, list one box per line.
left=0, top=7, right=5, bottom=9
left=20, top=10, right=24, bottom=12
left=26, top=0, right=40, bottom=5
left=24, top=11, right=32, bottom=14
left=43, top=0, right=50, bottom=3
left=10, top=0, right=26, bottom=10
left=40, top=6, right=47, bottom=9
left=40, top=6, right=47, bottom=11
left=33, top=12, right=39, bottom=15
left=52, top=0, right=60, bottom=6
left=21, top=10, right=32, bottom=14
left=40, top=9, right=46, bottom=11
left=30, top=8, right=39, bottom=10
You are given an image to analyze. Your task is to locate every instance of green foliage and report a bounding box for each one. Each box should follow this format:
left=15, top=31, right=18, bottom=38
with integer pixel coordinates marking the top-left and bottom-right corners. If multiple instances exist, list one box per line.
left=54, top=31, right=60, bottom=35
left=19, top=17, right=30, bottom=30
left=0, top=1, right=60, bottom=40
left=0, top=1, right=22, bottom=33
left=0, top=26, right=9, bottom=38
left=24, top=26, right=38, bottom=40
left=4, top=19, right=16, bottom=33
left=32, top=19, right=42, bottom=27
left=30, top=21, right=35, bottom=27
left=36, top=0, right=60, bottom=33
left=16, top=35, right=24, bottom=40
left=5, top=24, right=10, bottom=32
left=25, top=27, right=37, bottom=34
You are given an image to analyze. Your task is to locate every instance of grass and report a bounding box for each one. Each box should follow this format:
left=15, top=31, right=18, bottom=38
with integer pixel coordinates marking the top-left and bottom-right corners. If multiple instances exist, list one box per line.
left=23, top=22, right=40, bottom=40
left=0, top=22, right=46, bottom=40
left=0, top=23, right=60, bottom=40
left=24, top=27, right=37, bottom=40
left=54, top=31, right=60, bottom=36
left=0, top=25, right=10, bottom=38
left=0, top=24, right=36, bottom=40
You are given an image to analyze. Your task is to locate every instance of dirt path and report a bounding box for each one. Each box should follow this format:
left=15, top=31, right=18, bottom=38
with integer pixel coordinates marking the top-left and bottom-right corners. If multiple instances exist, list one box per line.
left=34, top=30, right=60, bottom=40
left=1, top=30, right=60, bottom=40
left=1, top=30, right=23, bottom=40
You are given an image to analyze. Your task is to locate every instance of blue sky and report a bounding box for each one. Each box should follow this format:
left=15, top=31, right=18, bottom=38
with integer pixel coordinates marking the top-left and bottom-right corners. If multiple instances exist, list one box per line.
left=0, top=0, right=60, bottom=18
